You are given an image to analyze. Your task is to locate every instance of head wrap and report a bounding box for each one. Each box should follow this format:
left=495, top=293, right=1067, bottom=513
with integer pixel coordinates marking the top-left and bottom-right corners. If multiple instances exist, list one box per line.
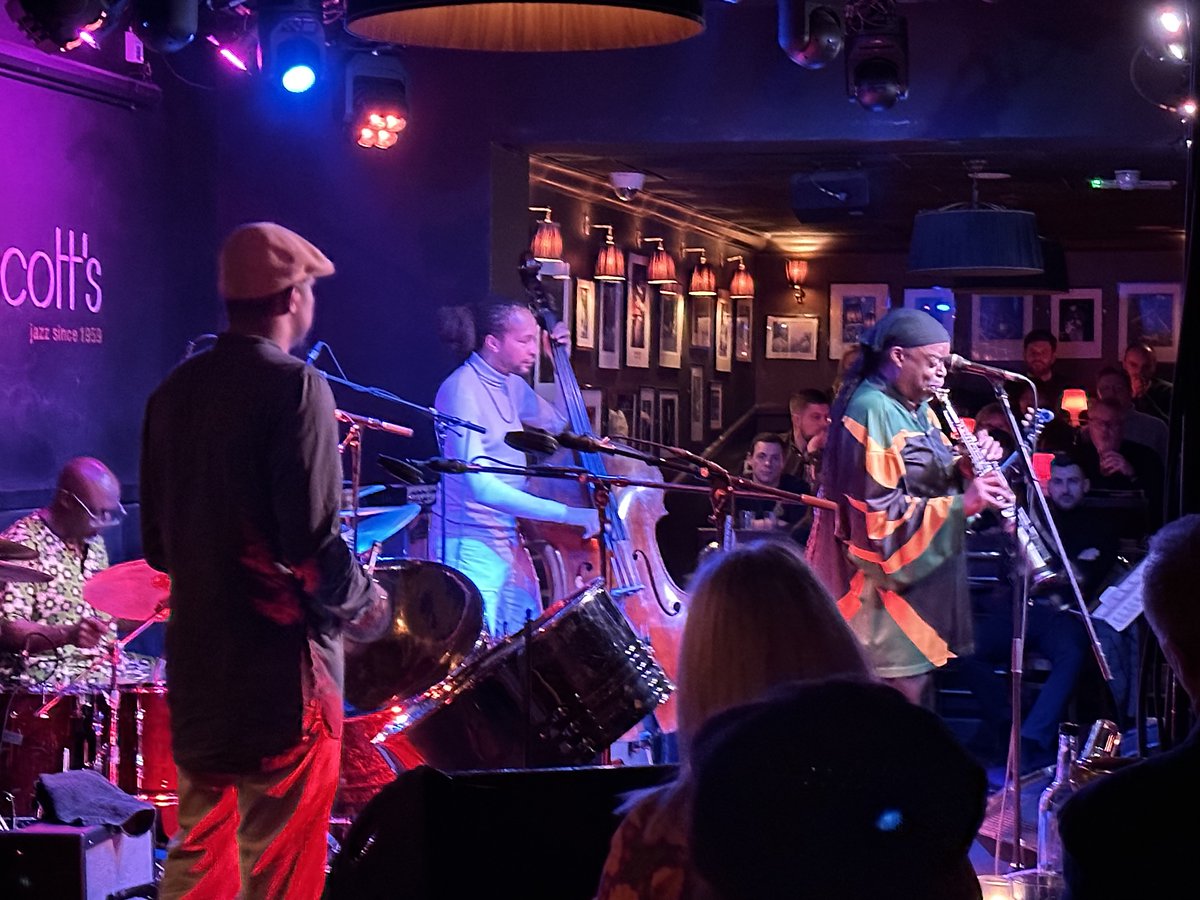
left=860, top=308, right=950, bottom=352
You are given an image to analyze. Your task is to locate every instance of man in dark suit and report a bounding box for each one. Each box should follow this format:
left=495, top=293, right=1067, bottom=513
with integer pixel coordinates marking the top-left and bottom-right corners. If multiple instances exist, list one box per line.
left=1058, top=515, right=1200, bottom=899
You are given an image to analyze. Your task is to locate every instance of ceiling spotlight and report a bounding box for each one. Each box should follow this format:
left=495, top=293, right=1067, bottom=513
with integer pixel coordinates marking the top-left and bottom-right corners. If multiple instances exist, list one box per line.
left=1149, top=4, right=1189, bottom=62
left=261, top=1, right=326, bottom=94
left=778, top=0, right=843, bottom=70
left=346, top=52, right=408, bottom=150
left=845, top=12, right=908, bottom=111
left=7, top=0, right=122, bottom=52
left=133, top=0, right=197, bottom=54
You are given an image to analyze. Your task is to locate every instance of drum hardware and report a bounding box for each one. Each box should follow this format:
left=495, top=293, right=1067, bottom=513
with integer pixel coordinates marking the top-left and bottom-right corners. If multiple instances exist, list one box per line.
left=0, top=560, right=52, bottom=584
left=0, top=538, right=38, bottom=561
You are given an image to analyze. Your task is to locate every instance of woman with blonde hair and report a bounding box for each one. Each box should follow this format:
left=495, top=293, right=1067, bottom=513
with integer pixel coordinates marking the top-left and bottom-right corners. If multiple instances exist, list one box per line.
left=595, top=540, right=872, bottom=900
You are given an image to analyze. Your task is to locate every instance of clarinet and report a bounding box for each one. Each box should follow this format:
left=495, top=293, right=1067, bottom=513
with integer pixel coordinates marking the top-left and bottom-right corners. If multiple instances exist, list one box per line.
left=932, top=389, right=1060, bottom=586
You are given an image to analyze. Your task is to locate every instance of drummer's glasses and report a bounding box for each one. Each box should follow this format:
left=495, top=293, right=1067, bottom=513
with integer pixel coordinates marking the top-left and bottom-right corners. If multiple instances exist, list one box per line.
left=63, top=490, right=126, bottom=528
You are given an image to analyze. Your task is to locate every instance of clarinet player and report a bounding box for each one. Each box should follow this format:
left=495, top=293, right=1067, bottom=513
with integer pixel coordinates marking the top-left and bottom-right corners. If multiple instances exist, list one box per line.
left=813, top=309, right=1013, bottom=705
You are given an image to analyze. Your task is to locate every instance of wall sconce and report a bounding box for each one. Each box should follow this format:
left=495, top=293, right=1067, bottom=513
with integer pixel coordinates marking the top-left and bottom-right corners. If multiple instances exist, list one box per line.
left=786, top=258, right=809, bottom=302
left=1061, top=389, right=1088, bottom=427
left=529, top=206, right=563, bottom=263
left=684, top=247, right=716, bottom=297
left=727, top=255, right=754, bottom=299
left=592, top=224, right=625, bottom=282
left=643, top=237, right=677, bottom=285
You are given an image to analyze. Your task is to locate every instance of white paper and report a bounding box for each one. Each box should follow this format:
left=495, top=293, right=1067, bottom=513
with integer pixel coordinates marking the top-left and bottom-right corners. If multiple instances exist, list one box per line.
left=1092, top=558, right=1147, bottom=633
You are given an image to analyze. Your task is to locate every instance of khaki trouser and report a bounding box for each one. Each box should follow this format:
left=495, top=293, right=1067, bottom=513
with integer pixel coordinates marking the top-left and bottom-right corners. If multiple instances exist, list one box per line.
left=160, top=705, right=339, bottom=900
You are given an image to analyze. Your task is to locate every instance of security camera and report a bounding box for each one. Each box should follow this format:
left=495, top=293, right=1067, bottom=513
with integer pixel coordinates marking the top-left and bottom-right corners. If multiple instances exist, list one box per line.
left=610, top=171, right=645, bottom=202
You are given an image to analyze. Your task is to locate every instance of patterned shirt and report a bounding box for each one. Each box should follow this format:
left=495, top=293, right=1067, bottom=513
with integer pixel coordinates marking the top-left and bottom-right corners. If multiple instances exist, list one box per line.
left=0, top=512, right=148, bottom=689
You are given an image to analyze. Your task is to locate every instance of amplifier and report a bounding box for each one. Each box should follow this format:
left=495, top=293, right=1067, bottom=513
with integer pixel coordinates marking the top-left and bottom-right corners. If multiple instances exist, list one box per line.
left=0, top=823, right=156, bottom=900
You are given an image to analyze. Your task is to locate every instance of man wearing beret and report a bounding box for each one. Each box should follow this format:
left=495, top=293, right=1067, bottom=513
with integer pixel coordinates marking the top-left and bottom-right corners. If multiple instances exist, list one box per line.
left=141, top=222, right=386, bottom=899
left=813, top=308, right=1013, bottom=704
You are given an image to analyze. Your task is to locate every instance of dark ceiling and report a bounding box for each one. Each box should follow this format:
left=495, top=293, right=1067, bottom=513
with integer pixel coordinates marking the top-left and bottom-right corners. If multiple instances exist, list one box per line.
left=536, top=137, right=1191, bottom=255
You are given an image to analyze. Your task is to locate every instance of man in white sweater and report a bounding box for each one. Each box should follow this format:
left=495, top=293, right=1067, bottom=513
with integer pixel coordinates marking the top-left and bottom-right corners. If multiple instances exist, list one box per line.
left=432, top=297, right=599, bottom=638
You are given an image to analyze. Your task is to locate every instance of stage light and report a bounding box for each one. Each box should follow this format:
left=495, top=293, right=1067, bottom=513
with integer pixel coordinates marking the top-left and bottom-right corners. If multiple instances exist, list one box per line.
left=260, top=0, right=326, bottom=94
left=7, top=0, right=121, bottom=52
left=133, top=0, right=197, bottom=54
left=844, top=11, right=908, bottom=111
left=778, top=1, right=843, bottom=70
left=1150, top=4, right=1189, bottom=62
left=345, top=52, right=408, bottom=150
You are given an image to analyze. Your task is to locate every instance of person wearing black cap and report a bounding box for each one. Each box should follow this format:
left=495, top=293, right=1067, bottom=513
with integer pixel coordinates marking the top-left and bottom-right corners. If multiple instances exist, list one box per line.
left=812, top=308, right=1014, bottom=705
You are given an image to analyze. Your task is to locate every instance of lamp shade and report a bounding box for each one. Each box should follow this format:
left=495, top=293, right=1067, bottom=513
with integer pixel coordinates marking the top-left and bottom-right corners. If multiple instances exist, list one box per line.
left=344, top=0, right=705, bottom=51
left=648, top=247, right=677, bottom=284
left=689, top=260, right=716, bottom=296
left=729, top=265, right=754, bottom=299
left=1061, top=388, right=1088, bottom=426
left=595, top=243, right=626, bottom=282
left=530, top=220, right=563, bottom=263
left=908, top=209, right=1044, bottom=277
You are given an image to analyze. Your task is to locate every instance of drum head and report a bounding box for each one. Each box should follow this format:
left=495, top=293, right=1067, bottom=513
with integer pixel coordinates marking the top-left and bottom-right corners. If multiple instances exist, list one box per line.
left=344, top=560, right=484, bottom=713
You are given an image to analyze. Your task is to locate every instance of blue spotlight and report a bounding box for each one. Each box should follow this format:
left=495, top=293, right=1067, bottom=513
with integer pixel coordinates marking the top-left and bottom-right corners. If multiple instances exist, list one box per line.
left=261, top=2, right=325, bottom=94
left=282, top=62, right=316, bottom=93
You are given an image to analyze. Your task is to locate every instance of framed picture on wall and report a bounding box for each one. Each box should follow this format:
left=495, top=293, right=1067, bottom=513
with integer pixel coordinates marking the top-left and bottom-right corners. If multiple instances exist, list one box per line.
left=637, top=386, right=657, bottom=444
left=1050, top=289, right=1103, bottom=358
left=970, top=294, right=1033, bottom=361
left=715, top=291, right=733, bottom=372
left=734, top=297, right=753, bottom=362
left=829, top=283, right=888, bottom=359
left=611, top=391, right=636, bottom=440
left=708, top=382, right=723, bottom=430
left=625, top=253, right=651, bottom=368
left=691, top=296, right=713, bottom=350
left=903, top=287, right=957, bottom=343
left=689, top=365, right=705, bottom=442
left=659, top=290, right=684, bottom=368
left=765, top=315, right=819, bottom=361
left=658, top=389, right=680, bottom=448
left=598, top=281, right=622, bottom=370
left=1118, top=282, right=1182, bottom=362
left=574, top=278, right=596, bottom=350
left=580, top=388, right=603, bottom=434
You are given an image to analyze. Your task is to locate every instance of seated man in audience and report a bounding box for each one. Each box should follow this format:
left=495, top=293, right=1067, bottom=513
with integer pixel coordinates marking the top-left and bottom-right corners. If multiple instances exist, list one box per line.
left=1017, top=328, right=1069, bottom=413
left=688, top=678, right=987, bottom=900
left=1095, top=365, right=1167, bottom=463
left=1076, top=397, right=1164, bottom=529
left=1122, top=342, right=1173, bottom=422
left=740, top=432, right=810, bottom=541
left=1059, top=515, right=1200, bottom=900
left=781, top=388, right=830, bottom=486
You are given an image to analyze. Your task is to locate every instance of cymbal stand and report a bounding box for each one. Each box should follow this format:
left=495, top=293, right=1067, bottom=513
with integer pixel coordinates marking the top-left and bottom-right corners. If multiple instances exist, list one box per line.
left=101, top=604, right=167, bottom=784
left=339, top=421, right=364, bottom=557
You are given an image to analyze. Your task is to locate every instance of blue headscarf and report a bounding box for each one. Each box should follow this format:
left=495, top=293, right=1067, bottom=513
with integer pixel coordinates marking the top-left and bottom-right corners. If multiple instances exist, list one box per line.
left=859, top=308, right=950, bottom=351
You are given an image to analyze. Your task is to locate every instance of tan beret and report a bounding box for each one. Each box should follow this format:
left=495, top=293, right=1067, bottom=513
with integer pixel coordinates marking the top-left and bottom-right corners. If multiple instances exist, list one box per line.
left=218, top=222, right=335, bottom=301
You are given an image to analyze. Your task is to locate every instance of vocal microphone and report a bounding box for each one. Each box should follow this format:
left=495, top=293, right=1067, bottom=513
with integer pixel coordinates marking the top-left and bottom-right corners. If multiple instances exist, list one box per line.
left=419, top=457, right=476, bottom=475
left=504, top=427, right=560, bottom=456
left=305, top=341, right=326, bottom=366
left=335, top=409, right=415, bottom=438
left=948, top=354, right=1024, bottom=382
left=554, top=430, right=615, bottom=454
left=378, top=454, right=436, bottom=485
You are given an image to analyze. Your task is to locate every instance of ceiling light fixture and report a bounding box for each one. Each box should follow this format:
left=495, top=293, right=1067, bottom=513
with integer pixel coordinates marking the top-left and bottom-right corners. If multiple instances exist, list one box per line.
left=343, top=0, right=704, bottom=52
left=643, top=237, right=677, bottom=285
left=529, top=207, right=563, bottom=262
left=727, top=255, right=754, bottom=299
left=684, top=247, right=716, bottom=297
left=779, top=1, right=843, bottom=70
left=346, top=52, right=408, bottom=150
left=261, top=0, right=326, bottom=95
left=785, top=258, right=809, bottom=303
left=844, top=5, right=908, bottom=111
left=593, top=225, right=625, bottom=282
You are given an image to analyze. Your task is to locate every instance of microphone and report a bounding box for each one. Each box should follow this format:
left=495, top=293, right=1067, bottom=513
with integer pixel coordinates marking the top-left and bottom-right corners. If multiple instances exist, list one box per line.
left=948, top=354, right=1023, bottom=382
left=378, top=454, right=434, bottom=485
left=305, top=341, right=326, bottom=366
left=335, top=409, right=415, bottom=438
left=554, top=430, right=612, bottom=454
left=421, top=457, right=476, bottom=475
left=504, top=427, right=560, bottom=456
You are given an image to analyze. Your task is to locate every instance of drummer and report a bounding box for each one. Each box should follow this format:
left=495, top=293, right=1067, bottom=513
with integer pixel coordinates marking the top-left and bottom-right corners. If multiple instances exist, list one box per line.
left=0, top=457, right=152, bottom=690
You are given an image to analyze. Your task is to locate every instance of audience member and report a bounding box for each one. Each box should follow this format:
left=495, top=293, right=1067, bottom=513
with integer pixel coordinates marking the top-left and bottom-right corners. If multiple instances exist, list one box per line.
left=740, top=433, right=810, bottom=540
left=1059, top=515, right=1200, bottom=900
left=1122, top=343, right=1173, bottom=422
left=781, top=388, right=830, bottom=485
left=1076, top=397, right=1163, bottom=529
left=1019, top=328, right=1069, bottom=413
left=594, top=542, right=871, bottom=900
left=689, top=678, right=987, bottom=900
left=1095, top=365, right=1167, bottom=462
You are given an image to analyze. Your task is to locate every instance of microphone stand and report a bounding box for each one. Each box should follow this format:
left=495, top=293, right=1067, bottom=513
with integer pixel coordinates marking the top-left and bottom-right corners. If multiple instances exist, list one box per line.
left=314, top=367, right=485, bottom=436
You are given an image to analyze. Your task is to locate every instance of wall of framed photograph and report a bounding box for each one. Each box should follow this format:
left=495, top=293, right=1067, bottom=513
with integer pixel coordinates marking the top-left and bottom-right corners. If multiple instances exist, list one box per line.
left=657, top=389, right=680, bottom=448
left=625, top=252, right=651, bottom=368
left=902, top=287, right=957, bottom=342
left=690, top=296, right=713, bottom=350
left=658, top=289, right=684, bottom=368
left=829, top=283, right=888, bottom=359
left=689, top=365, right=705, bottom=442
left=1049, top=289, right=1103, bottom=359
left=636, top=386, right=656, bottom=443
left=715, top=291, right=733, bottom=372
left=574, top=278, right=595, bottom=350
left=765, top=314, right=819, bottom=361
left=734, top=297, right=753, bottom=362
left=1118, top=282, right=1182, bottom=362
left=708, top=382, right=723, bottom=430
left=580, top=387, right=603, bottom=434
left=970, top=294, right=1033, bottom=360
left=598, top=280, right=623, bottom=370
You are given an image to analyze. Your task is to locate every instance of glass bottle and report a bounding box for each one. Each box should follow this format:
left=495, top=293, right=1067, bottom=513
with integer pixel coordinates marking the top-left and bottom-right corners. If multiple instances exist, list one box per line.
left=1036, top=722, right=1079, bottom=875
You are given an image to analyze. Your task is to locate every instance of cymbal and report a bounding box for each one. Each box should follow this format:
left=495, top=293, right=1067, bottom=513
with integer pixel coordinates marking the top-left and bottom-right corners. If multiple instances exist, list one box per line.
left=0, top=538, right=38, bottom=561
left=83, top=559, right=171, bottom=622
left=349, top=503, right=421, bottom=554
left=0, top=560, right=51, bottom=584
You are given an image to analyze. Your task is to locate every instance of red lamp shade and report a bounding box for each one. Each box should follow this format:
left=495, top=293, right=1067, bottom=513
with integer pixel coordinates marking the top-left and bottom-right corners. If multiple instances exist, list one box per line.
left=530, top=219, right=563, bottom=263
left=1032, top=452, right=1054, bottom=487
left=648, top=247, right=677, bottom=284
left=729, top=262, right=754, bottom=299
left=1061, top=389, right=1088, bottom=426
left=689, top=259, right=716, bottom=296
left=595, top=242, right=625, bottom=282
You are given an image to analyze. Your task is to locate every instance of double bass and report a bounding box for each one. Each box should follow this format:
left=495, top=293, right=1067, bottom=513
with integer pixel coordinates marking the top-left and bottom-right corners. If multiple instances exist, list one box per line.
left=516, top=256, right=689, bottom=734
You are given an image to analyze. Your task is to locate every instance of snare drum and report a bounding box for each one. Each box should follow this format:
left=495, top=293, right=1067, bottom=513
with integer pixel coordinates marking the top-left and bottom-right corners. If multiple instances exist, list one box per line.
left=0, top=690, right=106, bottom=816
left=117, top=685, right=174, bottom=796
left=373, top=580, right=672, bottom=771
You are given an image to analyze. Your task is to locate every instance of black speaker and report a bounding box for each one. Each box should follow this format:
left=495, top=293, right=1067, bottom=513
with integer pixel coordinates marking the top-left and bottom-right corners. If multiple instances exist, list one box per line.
left=0, top=823, right=156, bottom=899
left=790, top=170, right=870, bottom=222
left=326, top=764, right=677, bottom=900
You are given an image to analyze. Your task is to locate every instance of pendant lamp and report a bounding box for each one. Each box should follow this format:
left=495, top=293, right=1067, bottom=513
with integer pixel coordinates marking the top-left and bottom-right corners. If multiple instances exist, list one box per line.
left=528, top=206, right=563, bottom=263
left=344, top=0, right=705, bottom=52
left=685, top=247, right=716, bottom=297
left=593, top=224, right=625, bottom=282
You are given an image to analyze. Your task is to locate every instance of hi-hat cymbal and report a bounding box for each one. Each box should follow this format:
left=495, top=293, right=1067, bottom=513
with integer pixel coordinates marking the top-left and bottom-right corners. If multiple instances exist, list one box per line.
left=0, top=560, right=52, bottom=584
left=0, top=538, right=38, bottom=561
left=83, top=559, right=171, bottom=621
left=350, top=503, right=421, bottom=554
